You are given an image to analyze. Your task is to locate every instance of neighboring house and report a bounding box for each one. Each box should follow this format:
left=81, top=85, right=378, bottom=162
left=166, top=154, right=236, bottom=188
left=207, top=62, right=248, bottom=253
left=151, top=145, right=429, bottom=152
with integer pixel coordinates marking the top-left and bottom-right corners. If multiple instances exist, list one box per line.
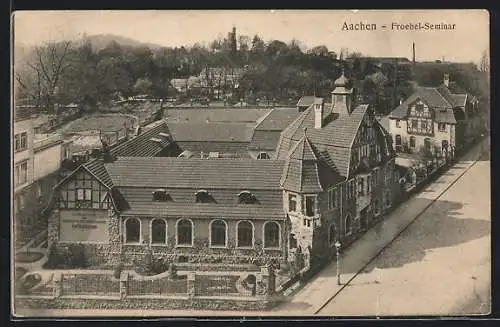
left=13, top=113, right=70, bottom=245
left=46, top=71, right=398, bottom=273
left=387, top=74, right=480, bottom=160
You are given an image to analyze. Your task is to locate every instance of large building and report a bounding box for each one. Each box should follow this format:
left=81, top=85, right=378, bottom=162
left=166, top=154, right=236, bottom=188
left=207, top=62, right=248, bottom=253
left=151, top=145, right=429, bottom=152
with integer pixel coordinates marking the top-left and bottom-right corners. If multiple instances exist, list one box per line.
left=13, top=113, right=73, bottom=246
left=46, top=72, right=398, bottom=272
left=387, top=74, right=481, bottom=159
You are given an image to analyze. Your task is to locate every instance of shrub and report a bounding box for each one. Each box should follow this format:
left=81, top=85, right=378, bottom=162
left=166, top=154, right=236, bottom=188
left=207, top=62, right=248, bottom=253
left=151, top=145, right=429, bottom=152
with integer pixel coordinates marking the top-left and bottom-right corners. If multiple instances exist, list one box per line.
left=68, top=244, right=89, bottom=268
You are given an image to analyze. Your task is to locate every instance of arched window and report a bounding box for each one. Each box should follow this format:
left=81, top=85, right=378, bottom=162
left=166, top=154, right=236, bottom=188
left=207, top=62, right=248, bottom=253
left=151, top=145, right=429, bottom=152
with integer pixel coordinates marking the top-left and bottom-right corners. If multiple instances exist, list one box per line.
left=238, top=191, right=257, bottom=204
left=151, top=219, right=167, bottom=244
left=210, top=220, right=227, bottom=247
left=329, top=224, right=336, bottom=246
left=345, top=215, right=352, bottom=236
left=237, top=221, right=254, bottom=247
left=125, top=218, right=141, bottom=243
left=195, top=190, right=214, bottom=203
left=263, top=221, right=280, bottom=248
left=177, top=219, right=193, bottom=246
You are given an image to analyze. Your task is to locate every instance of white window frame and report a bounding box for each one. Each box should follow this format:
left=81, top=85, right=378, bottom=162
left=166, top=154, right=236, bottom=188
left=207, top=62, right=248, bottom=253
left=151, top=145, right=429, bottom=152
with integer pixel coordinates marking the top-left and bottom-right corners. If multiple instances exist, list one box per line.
left=176, top=218, right=194, bottom=247
left=395, top=120, right=401, bottom=128
left=288, top=193, right=298, bottom=212
left=438, top=123, right=447, bottom=132
left=209, top=219, right=228, bottom=248
left=236, top=220, right=254, bottom=249
left=263, top=220, right=281, bottom=249
left=15, top=160, right=29, bottom=186
left=150, top=218, right=168, bottom=245
left=124, top=217, right=142, bottom=244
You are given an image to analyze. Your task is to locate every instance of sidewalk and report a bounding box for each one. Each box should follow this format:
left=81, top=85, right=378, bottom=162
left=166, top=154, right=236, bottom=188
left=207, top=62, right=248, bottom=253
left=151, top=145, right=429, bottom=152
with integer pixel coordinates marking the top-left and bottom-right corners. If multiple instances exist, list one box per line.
left=275, top=137, right=488, bottom=315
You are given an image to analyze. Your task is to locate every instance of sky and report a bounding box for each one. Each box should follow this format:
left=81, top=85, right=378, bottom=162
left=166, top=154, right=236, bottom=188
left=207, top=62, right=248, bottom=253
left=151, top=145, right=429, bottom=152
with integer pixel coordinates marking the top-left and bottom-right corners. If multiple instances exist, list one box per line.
left=12, top=10, right=489, bottom=63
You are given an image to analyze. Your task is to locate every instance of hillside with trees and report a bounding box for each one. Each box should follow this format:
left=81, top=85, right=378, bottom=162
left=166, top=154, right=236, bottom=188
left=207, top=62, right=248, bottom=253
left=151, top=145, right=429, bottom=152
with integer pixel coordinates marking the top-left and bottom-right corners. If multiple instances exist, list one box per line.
left=14, top=28, right=489, bottom=117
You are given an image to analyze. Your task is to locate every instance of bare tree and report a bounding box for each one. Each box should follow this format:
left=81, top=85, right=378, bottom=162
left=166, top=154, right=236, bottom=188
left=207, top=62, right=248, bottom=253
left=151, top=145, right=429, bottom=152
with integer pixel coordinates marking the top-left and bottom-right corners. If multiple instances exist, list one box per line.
left=16, top=40, right=73, bottom=113
left=479, top=49, right=489, bottom=73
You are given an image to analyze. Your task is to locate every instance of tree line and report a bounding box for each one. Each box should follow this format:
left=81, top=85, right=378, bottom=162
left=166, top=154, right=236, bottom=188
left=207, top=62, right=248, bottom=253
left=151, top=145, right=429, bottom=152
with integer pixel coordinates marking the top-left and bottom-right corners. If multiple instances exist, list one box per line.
left=14, top=28, right=489, bottom=115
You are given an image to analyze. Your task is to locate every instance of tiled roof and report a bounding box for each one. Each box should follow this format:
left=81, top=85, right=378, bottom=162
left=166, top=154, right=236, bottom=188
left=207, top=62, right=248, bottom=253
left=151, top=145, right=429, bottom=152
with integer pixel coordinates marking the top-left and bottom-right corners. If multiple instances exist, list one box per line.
left=297, top=96, right=317, bottom=107
left=121, top=202, right=285, bottom=220
left=248, top=130, right=282, bottom=151
left=389, top=86, right=468, bottom=124
left=280, top=135, right=344, bottom=193
left=110, top=120, right=171, bottom=157
left=105, top=157, right=285, bottom=189
left=168, top=122, right=254, bottom=142
left=165, top=108, right=269, bottom=124
left=254, top=108, right=300, bottom=131
left=82, top=159, right=114, bottom=189
left=277, top=104, right=370, bottom=177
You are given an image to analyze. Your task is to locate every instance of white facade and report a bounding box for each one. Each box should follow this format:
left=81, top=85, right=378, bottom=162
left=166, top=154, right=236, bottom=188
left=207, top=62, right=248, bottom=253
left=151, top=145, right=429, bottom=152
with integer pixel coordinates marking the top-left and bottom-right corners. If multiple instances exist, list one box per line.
left=13, top=119, right=34, bottom=193
left=33, top=134, right=64, bottom=180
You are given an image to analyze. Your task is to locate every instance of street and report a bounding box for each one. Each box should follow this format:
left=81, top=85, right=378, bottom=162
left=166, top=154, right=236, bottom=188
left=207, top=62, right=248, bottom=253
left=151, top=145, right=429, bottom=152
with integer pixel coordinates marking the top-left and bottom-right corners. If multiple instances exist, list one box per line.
left=317, top=150, right=490, bottom=316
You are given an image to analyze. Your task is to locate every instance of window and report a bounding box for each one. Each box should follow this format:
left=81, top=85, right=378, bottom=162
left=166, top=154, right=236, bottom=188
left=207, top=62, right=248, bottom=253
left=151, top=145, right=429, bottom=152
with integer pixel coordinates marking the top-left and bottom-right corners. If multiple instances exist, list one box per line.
left=289, top=233, right=298, bottom=249
left=237, top=221, right=254, bottom=247
left=152, top=189, right=170, bottom=202
left=410, top=136, right=416, bottom=148
left=125, top=218, right=141, bottom=244
left=438, top=123, right=446, bottom=132
left=257, top=152, right=270, bottom=159
left=415, top=103, right=424, bottom=112
left=177, top=219, right=193, bottom=246
left=151, top=219, right=167, bottom=244
left=304, top=196, right=316, bottom=217
left=238, top=191, right=257, bottom=204
left=412, top=120, right=418, bottom=129
left=288, top=194, right=297, bottom=212
left=395, top=135, right=402, bottom=146
left=395, top=120, right=401, bottom=128
left=358, top=177, right=365, bottom=196
left=210, top=220, right=227, bottom=247
left=15, top=161, right=28, bottom=186
left=345, top=215, right=352, bottom=235
left=263, top=221, right=280, bottom=248
left=328, top=188, right=336, bottom=210
left=75, top=188, right=92, bottom=208
left=17, top=194, right=25, bottom=211
left=195, top=190, right=213, bottom=203
left=421, top=120, right=427, bottom=131
left=14, top=132, right=28, bottom=152
left=367, top=175, right=371, bottom=193
left=329, top=224, right=336, bottom=246
left=424, top=138, right=431, bottom=151
left=303, top=218, right=311, bottom=227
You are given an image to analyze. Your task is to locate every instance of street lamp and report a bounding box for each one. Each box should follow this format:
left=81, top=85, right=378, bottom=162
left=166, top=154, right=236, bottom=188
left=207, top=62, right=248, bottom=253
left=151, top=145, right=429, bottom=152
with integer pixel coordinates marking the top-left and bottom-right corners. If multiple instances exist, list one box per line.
left=334, top=241, right=342, bottom=285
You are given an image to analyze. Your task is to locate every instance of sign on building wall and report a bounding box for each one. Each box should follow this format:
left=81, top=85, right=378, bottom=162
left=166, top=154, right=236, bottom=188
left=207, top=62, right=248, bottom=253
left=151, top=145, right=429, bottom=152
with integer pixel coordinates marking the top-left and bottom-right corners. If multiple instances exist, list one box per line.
left=59, top=210, right=108, bottom=242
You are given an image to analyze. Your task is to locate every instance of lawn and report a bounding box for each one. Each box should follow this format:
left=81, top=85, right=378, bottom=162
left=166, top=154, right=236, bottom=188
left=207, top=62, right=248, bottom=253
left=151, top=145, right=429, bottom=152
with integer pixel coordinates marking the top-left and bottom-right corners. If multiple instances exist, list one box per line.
left=62, top=114, right=137, bottom=134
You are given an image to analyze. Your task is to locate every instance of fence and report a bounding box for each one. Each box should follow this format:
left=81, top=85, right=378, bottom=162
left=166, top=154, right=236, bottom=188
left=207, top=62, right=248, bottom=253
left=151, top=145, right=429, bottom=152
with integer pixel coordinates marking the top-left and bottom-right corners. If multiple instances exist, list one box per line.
left=61, top=273, right=120, bottom=296
left=127, top=276, right=188, bottom=296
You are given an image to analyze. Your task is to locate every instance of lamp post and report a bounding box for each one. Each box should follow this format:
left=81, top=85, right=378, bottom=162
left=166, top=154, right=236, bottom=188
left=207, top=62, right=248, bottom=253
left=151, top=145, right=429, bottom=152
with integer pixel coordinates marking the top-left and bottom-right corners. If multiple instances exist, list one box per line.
left=334, top=241, right=342, bottom=285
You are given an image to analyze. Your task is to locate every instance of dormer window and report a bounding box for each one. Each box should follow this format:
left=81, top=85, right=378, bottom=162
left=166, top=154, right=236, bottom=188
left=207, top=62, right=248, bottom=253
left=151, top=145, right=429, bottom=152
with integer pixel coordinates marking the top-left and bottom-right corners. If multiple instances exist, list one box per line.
left=238, top=191, right=258, bottom=204
left=257, top=152, right=270, bottom=159
left=195, top=190, right=214, bottom=203
left=152, top=189, right=170, bottom=202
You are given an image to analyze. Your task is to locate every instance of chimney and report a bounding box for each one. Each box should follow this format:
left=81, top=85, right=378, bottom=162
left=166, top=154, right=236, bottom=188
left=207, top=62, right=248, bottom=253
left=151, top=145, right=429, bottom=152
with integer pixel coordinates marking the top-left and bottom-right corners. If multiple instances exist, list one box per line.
left=412, top=42, right=416, bottom=64
left=313, top=98, right=324, bottom=129
left=443, top=73, right=450, bottom=87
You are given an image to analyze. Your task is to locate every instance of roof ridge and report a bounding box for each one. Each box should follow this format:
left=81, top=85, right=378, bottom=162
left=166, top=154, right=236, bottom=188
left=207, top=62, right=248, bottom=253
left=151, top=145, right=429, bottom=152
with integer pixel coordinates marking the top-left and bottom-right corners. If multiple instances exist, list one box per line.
left=433, top=87, right=453, bottom=107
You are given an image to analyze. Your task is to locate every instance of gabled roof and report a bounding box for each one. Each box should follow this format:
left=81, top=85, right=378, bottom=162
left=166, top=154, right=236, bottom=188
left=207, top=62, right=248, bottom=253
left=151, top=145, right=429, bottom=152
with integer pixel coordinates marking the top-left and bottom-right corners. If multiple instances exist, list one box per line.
left=280, top=135, right=344, bottom=193
left=110, top=120, right=171, bottom=157
left=248, top=130, right=282, bottom=151
left=55, top=158, right=114, bottom=190
left=254, top=108, right=300, bottom=131
left=277, top=104, right=370, bottom=177
left=388, top=85, right=468, bottom=124
left=105, top=157, right=285, bottom=189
